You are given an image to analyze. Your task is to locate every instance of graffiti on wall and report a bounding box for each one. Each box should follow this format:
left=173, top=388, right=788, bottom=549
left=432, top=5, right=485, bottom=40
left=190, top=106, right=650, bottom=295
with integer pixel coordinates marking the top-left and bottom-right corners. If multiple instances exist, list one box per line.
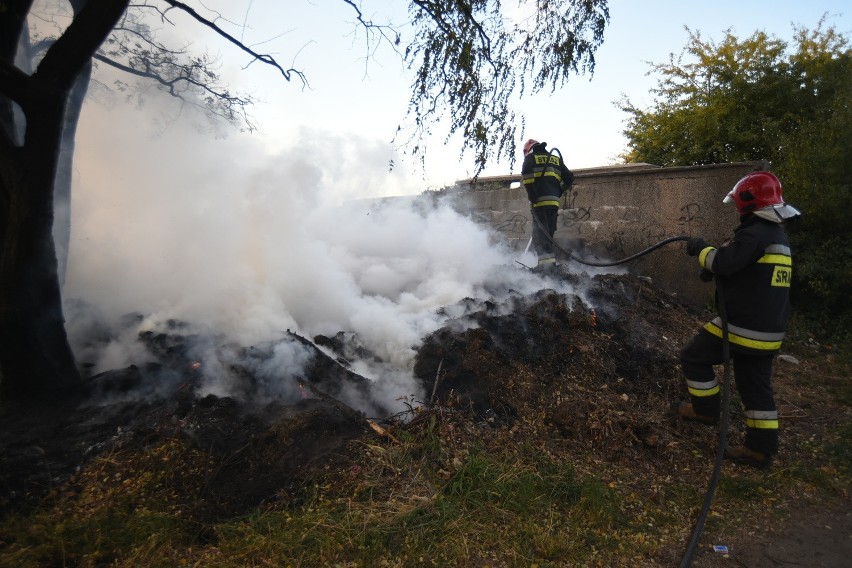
left=469, top=210, right=529, bottom=236
left=643, top=224, right=670, bottom=247
left=468, top=197, right=710, bottom=257
left=493, top=214, right=529, bottom=235
left=565, top=192, right=592, bottom=221
left=602, top=230, right=627, bottom=258
left=677, top=203, right=704, bottom=230
left=560, top=207, right=592, bottom=225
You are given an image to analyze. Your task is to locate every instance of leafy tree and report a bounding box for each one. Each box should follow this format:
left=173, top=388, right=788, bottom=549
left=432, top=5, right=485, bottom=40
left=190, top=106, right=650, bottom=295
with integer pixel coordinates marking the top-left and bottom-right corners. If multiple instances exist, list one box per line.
left=776, top=24, right=852, bottom=341
left=0, top=0, right=610, bottom=401
left=401, top=0, right=610, bottom=172
left=618, top=27, right=793, bottom=166
left=618, top=18, right=852, bottom=343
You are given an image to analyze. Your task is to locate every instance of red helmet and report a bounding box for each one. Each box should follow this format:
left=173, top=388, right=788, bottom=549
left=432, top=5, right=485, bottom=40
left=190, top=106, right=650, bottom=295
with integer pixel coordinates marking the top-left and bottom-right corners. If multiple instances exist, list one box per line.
left=723, top=171, right=800, bottom=221
left=523, top=139, right=539, bottom=155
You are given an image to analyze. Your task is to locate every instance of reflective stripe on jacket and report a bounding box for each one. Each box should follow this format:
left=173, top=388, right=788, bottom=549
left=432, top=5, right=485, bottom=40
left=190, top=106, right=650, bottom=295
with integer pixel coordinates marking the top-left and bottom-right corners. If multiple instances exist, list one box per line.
left=697, top=217, right=793, bottom=353
left=521, top=143, right=574, bottom=207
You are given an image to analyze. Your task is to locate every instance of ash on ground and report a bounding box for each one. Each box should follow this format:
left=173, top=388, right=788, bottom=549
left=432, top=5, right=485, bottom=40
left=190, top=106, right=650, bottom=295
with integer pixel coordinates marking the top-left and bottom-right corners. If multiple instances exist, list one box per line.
left=1, top=270, right=709, bottom=518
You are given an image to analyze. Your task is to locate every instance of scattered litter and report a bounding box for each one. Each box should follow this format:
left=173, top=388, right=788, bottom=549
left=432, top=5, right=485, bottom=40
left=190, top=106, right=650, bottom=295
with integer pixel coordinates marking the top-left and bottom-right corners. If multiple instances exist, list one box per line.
left=777, top=354, right=800, bottom=365
left=712, top=545, right=729, bottom=554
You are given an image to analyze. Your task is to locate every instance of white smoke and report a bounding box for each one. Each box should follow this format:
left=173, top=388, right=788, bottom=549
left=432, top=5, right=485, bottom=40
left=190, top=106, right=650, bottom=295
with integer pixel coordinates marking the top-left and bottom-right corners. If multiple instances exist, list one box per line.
left=63, top=86, right=580, bottom=414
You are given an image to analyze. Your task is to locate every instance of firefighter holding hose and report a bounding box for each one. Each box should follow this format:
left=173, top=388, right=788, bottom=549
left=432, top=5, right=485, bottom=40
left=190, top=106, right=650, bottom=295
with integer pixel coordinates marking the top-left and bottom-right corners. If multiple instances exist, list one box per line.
left=677, top=171, right=801, bottom=469
left=521, top=139, right=575, bottom=272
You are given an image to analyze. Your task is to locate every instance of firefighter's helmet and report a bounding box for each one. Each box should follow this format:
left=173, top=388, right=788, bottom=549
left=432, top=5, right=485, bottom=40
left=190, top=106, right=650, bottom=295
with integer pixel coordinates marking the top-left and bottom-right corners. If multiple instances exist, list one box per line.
left=523, top=139, right=539, bottom=155
left=723, top=171, right=801, bottom=222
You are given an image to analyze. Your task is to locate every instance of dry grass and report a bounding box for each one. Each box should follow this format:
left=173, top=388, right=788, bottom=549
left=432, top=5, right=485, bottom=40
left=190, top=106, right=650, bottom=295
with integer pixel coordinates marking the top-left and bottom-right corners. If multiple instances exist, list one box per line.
left=1, top=355, right=848, bottom=568
left=0, top=292, right=848, bottom=567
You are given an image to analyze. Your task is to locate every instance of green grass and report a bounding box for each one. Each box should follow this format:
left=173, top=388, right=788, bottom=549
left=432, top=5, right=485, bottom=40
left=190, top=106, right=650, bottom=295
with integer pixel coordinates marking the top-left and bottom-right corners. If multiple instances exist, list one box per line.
left=208, top=451, right=623, bottom=567
left=0, top=505, right=196, bottom=567
left=0, top=439, right=637, bottom=568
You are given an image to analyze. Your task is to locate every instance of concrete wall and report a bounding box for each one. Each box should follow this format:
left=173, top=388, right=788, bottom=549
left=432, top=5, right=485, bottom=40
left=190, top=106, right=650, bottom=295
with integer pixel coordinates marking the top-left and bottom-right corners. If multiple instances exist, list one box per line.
left=441, top=161, right=769, bottom=305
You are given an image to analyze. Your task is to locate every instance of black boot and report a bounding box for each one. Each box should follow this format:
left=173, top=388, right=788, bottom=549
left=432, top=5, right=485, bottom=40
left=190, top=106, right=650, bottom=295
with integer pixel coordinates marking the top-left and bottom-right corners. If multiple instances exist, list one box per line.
left=674, top=401, right=718, bottom=425
left=724, top=445, right=772, bottom=470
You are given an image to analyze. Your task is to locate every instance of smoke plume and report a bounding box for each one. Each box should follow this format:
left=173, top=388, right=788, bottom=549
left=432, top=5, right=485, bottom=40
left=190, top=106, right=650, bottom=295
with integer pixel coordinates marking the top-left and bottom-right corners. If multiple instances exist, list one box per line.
left=63, top=89, right=580, bottom=415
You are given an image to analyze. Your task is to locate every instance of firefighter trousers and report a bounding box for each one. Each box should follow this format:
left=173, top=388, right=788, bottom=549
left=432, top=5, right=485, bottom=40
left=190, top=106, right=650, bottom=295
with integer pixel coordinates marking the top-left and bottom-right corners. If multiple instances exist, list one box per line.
left=680, top=328, right=779, bottom=455
left=531, top=206, right=558, bottom=267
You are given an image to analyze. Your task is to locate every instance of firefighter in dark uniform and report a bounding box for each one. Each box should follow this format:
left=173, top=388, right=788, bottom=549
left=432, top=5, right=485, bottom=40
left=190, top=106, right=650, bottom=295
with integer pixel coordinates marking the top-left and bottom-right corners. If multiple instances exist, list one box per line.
left=677, top=171, right=801, bottom=469
left=521, top=139, right=574, bottom=271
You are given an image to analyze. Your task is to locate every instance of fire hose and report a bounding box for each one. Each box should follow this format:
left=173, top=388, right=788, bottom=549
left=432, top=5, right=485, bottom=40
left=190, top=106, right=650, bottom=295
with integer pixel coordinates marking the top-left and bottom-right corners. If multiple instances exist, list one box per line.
left=679, top=279, right=730, bottom=568
left=523, top=206, right=692, bottom=266
left=526, top=212, right=732, bottom=567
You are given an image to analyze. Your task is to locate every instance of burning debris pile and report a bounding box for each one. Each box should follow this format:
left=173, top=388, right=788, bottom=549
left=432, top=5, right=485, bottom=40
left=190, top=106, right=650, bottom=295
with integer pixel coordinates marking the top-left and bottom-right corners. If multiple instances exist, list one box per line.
left=0, top=269, right=710, bottom=519
left=413, top=272, right=701, bottom=457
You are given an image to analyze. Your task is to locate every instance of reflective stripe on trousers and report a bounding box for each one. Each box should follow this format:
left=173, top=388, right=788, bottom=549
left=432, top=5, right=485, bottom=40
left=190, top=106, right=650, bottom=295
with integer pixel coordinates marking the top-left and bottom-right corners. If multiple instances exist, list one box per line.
left=704, top=318, right=784, bottom=351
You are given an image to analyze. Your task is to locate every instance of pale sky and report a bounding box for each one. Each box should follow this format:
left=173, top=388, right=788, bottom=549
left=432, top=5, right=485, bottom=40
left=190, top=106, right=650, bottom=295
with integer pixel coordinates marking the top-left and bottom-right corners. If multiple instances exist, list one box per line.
left=180, top=0, right=849, bottom=191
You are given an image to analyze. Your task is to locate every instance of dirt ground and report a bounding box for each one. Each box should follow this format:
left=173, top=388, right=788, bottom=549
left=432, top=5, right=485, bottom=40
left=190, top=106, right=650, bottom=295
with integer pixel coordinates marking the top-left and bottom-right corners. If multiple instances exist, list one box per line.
left=691, top=503, right=852, bottom=567
left=0, top=270, right=849, bottom=565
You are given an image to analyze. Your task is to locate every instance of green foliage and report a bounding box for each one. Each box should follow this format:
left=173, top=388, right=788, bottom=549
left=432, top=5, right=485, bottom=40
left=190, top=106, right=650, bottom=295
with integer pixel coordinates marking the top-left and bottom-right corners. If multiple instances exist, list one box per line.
left=402, top=0, right=610, bottom=175
left=777, top=31, right=852, bottom=341
left=619, top=17, right=852, bottom=342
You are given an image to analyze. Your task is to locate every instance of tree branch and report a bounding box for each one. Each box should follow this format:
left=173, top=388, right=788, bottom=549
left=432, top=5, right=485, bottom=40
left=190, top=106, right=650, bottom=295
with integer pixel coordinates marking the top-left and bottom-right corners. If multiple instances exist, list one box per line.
left=0, top=62, right=31, bottom=106
left=341, top=0, right=401, bottom=47
left=160, top=0, right=307, bottom=87
left=34, top=0, right=130, bottom=94
left=93, top=51, right=257, bottom=130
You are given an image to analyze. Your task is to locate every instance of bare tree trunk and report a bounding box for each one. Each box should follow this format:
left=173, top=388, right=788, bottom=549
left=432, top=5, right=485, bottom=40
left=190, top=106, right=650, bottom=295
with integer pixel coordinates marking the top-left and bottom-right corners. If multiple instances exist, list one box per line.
left=54, top=65, right=91, bottom=286
left=0, top=0, right=130, bottom=401
left=0, top=101, right=80, bottom=399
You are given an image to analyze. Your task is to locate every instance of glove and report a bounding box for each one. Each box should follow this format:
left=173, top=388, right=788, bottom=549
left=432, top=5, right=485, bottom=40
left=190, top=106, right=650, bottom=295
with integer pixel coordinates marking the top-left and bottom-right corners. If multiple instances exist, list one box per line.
left=699, top=268, right=714, bottom=282
left=686, top=237, right=710, bottom=256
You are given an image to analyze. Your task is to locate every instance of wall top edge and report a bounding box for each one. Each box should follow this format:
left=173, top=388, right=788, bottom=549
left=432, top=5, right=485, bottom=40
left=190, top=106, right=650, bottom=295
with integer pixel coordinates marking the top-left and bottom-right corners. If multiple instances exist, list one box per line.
left=454, top=160, right=768, bottom=188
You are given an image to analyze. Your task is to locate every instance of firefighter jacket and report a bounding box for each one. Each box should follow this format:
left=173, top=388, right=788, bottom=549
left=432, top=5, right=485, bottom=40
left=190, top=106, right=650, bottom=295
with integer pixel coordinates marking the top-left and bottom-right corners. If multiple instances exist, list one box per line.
left=521, top=142, right=574, bottom=208
left=695, top=216, right=793, bottom=353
